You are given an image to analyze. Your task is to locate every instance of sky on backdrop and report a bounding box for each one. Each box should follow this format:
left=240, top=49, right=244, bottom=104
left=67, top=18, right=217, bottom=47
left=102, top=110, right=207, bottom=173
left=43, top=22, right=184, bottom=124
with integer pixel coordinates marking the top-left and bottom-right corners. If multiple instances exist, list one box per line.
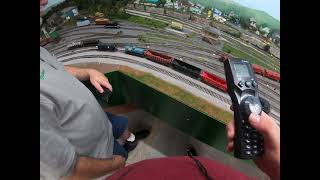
left=233, top=0, right=280, bottom=21
left=45, top=0, right=280, bottom=21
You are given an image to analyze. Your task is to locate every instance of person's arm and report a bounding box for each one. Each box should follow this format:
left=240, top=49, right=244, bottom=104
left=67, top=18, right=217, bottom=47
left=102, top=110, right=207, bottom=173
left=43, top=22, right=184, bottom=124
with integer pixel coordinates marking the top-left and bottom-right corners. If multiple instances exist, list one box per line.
left=64, top=66, right=91, bottom=81
left=62, top=155, right=125, bottom=180
left=64, top=66, right=113, bottom=93
left=41, top=102, right=124, bottom=179
left=41, top=128, right=124, bottom=180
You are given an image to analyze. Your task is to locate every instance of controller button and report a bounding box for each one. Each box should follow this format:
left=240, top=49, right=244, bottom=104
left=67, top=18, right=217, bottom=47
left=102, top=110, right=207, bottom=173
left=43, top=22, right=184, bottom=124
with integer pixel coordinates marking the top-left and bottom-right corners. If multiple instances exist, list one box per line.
left=244, top=133, right=250, bottom=138
left=245, top=151, right=252, bottom=156
left=245, top=81, right=251, bottom=87
left=252, top=80, right=257, bottom=87
left=245, top=145, right=252, bottom=149
left=238, top=81, right=244, bottom=87
left=251, top=133, right=258, bottom=139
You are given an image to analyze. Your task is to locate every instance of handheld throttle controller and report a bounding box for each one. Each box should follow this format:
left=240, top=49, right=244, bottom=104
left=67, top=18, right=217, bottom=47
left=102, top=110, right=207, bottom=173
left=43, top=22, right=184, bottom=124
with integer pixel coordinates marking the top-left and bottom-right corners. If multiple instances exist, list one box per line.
left=96, top=87, right=112, bottom=103
left=224, top=58, right=265, bottom=159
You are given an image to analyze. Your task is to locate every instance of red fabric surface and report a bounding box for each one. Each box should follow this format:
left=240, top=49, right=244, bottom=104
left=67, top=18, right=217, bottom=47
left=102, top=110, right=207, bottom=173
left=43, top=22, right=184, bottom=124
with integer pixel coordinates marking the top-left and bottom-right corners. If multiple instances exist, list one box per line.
left=107, top=156, right=258, bottom=180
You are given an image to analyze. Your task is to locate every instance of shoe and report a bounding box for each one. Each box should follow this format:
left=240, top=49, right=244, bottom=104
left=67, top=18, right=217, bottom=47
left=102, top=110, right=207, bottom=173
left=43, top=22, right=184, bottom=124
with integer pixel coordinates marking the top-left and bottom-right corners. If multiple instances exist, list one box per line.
left=123, top=140, right=138, bottom=152
left=123, top=129, right=151, bottom=153
left=134, top=129, right=151, bottom=140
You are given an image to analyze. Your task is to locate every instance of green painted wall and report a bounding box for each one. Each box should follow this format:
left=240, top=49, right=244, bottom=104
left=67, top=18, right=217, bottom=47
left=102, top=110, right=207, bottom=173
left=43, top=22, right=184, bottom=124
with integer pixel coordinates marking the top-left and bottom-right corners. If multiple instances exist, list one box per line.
left=85, top=71, right=227, bottom=152
left=84, top=71, right=254, bottom=166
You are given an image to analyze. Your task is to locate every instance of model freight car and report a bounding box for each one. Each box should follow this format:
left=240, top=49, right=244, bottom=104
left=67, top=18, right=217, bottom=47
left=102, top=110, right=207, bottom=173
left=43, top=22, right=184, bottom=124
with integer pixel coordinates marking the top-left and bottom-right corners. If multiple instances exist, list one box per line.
left=67, top=41, right=83, bottom=50
left=172, top=59, right=201, bottom=79
left=200, top=71, right=228, bottom=92
left=171, top=21, right=183, bottom=31
left=76, top=20, right=90, bottom=27
left=95, top=18, right=109, bottom=25
left=252, top=64, right=264, bottom=75
left=125, top=46, right=145, bottom=57
left=97, top=42, right=117, bottom=51
left=82, top=39, right=100, bottom=47
left=264, top=69, right=280, bottom=82
left=144, top=50, right=174, bottom=66
left=105, top=22, right=120, bottom=28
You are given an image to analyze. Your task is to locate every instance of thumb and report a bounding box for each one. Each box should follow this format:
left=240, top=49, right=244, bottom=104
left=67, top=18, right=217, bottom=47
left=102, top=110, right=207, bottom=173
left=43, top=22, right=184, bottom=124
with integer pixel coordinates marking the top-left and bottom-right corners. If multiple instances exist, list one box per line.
left=248, top=112, right=276, bottom=137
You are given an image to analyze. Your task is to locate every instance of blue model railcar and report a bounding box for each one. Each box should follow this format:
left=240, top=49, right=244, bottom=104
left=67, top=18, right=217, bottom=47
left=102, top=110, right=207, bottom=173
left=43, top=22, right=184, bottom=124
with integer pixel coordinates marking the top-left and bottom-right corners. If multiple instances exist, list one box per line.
left=124, top=46, right=146, bottom=57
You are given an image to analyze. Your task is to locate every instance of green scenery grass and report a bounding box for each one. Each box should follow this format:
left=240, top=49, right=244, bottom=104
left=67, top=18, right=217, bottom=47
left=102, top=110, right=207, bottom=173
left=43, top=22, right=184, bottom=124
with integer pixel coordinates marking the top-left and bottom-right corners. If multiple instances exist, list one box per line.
left=109, top=12, right=168, bottom=29
left=119, top=66, right=233, bottom=124
left=138, top=32, right=194, bottom=46
left=127, top=16, right=169, bottom=29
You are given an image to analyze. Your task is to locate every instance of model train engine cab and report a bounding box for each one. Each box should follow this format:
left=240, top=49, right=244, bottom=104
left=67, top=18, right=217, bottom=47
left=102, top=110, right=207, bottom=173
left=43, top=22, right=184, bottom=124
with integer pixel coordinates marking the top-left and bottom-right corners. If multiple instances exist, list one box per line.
left=125, top=46, right=146, bottom=57
left=172, top=59, right=201, bottom=79
left=82, top=39, right=100, bottom=47
left=224, top=58, right=264, bottom=159
left=97, top=42, right=117, bottom=52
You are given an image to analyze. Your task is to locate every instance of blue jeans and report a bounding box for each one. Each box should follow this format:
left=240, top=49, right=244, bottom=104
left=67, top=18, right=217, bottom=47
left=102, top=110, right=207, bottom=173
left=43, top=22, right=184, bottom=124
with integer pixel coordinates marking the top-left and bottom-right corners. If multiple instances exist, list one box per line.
left=106, top=112, right=129, bottom=160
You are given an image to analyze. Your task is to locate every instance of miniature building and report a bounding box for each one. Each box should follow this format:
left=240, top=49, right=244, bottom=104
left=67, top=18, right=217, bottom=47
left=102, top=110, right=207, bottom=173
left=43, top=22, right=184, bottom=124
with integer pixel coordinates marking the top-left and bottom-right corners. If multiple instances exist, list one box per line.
left=202, top=26, right=221, bottom=44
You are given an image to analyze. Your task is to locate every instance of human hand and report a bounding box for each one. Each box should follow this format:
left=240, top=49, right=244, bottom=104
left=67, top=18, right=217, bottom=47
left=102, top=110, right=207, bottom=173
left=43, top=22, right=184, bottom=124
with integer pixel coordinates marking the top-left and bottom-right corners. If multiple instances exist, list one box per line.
left=87, top=69, right=113, bottom=93
left=111, top=155, right=125, bottom=170
left=226, top=112, right=280, bottom=180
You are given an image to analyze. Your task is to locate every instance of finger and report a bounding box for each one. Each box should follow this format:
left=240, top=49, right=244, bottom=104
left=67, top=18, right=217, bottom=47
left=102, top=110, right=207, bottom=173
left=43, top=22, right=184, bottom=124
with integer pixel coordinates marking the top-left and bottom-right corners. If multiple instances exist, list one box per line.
left=227, top=141, right=234, bottom=152
left=91, top=80, right=103, bottom=93
left=99, top=79, right=113, bottom=92
left=248, top=112, right=278, bottom=137
left=259, top=97, right=270, bottom=115
left=226, top=120, right=235, bottom=141
left=230, top=105, right=234, bottom=111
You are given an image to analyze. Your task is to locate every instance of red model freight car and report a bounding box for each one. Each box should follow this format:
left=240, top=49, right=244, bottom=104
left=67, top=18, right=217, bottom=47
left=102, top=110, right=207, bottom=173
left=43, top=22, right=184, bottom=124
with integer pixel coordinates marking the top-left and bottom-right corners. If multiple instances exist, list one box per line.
left=264, top=69, right=280, bottom=82
left=200, top=71, right=228, bottom=92
left=144, top=50, right=174, bottom=66
left=252, top=64, right=264, bottom=75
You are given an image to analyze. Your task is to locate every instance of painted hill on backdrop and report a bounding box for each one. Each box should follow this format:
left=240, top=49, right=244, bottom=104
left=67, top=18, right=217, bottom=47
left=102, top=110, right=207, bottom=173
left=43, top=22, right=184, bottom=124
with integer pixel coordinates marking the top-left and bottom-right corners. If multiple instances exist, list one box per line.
left=190, top=0, right=280, bottom=30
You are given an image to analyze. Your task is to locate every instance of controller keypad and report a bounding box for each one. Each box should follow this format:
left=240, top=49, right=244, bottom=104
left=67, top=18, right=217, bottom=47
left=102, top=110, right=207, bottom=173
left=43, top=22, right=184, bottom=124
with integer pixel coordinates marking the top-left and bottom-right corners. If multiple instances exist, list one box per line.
left=242, top=122, right=264, bottom=157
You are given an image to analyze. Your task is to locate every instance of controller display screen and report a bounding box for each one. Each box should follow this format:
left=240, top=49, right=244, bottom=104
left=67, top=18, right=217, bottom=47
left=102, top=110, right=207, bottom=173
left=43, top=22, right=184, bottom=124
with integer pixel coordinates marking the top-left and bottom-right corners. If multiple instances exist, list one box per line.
left=234, top=63, right=250, bottom=79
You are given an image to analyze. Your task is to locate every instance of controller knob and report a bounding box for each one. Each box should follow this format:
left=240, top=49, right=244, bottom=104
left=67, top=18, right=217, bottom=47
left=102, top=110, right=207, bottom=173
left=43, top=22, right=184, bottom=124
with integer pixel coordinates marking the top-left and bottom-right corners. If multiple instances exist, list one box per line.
left=240, top=96, right=262, bottom=120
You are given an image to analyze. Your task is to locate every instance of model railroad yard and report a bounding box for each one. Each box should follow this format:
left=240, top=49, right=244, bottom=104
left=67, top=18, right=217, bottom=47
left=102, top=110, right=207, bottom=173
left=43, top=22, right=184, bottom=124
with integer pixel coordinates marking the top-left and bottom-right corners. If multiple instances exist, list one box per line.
left=45, top=16, right=280, bottom=125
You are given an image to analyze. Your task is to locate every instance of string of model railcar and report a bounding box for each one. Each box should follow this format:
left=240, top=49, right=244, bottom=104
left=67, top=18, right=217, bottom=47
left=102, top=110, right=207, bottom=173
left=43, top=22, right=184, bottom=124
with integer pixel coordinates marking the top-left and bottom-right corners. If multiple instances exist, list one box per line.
left=62, top=41, right=280, bottom=111
left=60, top=39, right=280, bottom=112
left=58, top=45, right=280, bottom=100
left=59, top=52, right=280, bottom=122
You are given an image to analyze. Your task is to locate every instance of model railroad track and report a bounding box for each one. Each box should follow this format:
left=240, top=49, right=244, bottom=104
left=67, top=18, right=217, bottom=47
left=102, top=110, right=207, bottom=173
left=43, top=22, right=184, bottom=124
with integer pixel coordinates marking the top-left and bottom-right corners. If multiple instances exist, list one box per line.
left=256, top=75, right=280, bottom=90
left=59, top=54, right=232, bottom=106
left=257, top=80, right=280, bottom=96
left=222, top=35, right=280, bottom=68
left=147, top=47, right=280, bottom=106
left=47, top=34, right=138, bottom=53
left=58, top=24, right=156, bottom=36
left=56, top=47, right=280, bottom=114
left=57, top=51, right=280, bottom=122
